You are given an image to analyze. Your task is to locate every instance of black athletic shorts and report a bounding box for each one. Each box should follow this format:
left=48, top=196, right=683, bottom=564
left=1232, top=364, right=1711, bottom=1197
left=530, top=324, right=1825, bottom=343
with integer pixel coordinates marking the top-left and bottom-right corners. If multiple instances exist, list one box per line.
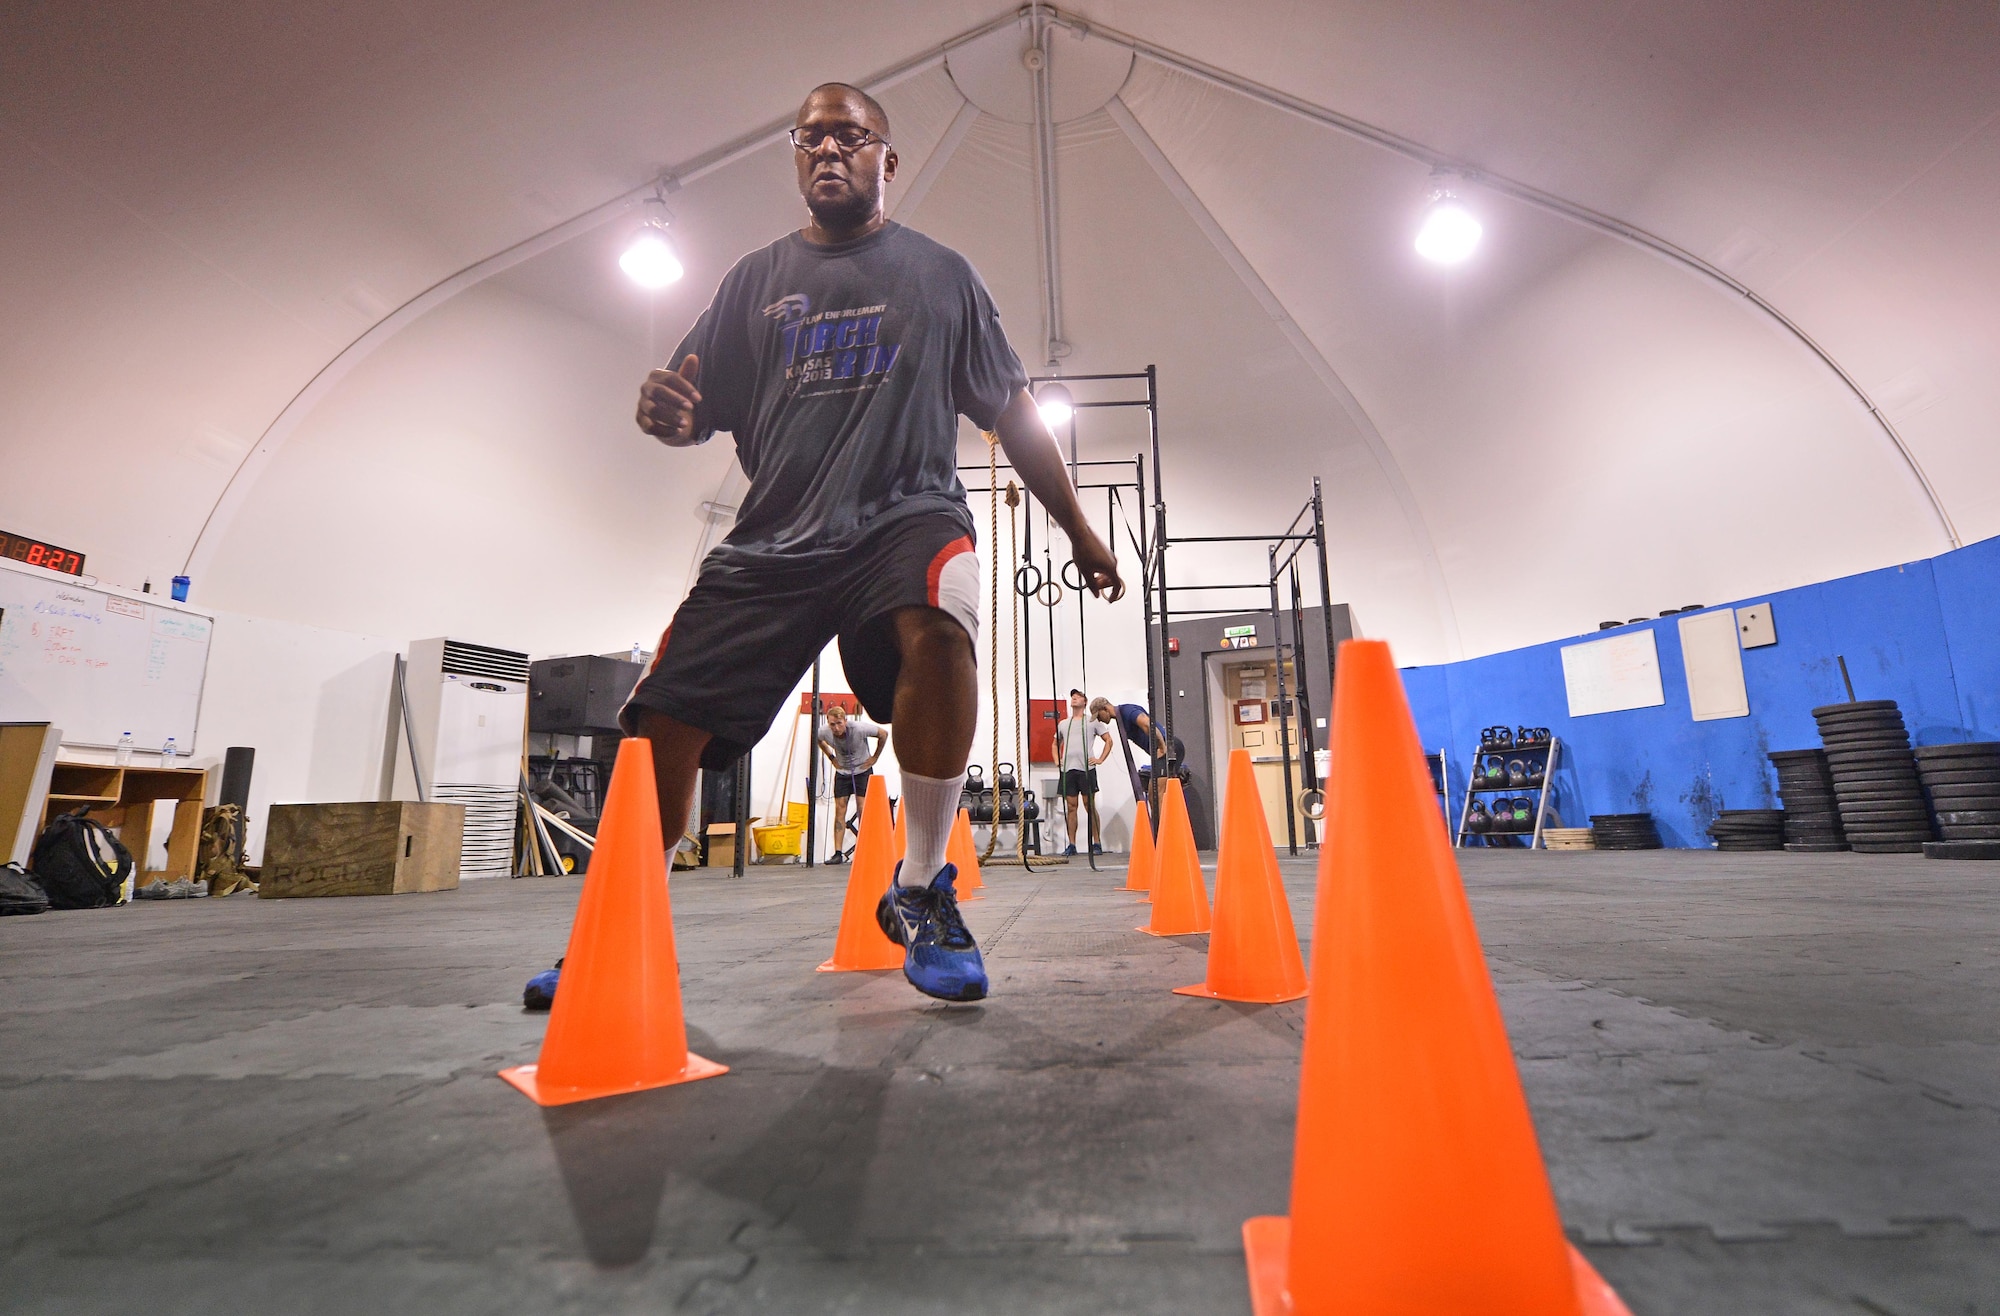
left=620, top=513, right=980, bottom=770
left=1062, top=767, right=1099, bottom=797
left=831, top=768, right=872, bottom=799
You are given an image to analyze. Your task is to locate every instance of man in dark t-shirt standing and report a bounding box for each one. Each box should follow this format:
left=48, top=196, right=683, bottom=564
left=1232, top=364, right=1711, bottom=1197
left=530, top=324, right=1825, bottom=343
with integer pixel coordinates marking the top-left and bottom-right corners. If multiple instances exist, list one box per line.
left=599, top=83, right=1120, bottom=1005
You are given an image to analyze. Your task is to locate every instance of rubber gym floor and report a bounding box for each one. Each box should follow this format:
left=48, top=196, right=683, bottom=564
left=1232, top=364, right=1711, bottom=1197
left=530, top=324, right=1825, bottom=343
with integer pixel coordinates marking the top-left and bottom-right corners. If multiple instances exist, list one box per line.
left=2, top=850, right=1994, bottom=1315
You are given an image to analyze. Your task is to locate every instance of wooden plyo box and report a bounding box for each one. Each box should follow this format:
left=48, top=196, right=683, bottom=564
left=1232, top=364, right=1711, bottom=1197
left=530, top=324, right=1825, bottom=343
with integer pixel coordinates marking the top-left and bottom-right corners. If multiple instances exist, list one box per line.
left=260, top=802, right=465, bottom=898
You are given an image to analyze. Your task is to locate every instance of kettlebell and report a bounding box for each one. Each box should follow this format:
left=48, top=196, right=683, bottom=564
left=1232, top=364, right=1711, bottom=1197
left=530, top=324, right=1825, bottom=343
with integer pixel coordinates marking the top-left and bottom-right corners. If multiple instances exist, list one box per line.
left=1506, top=759, right=1528, bottom=787
left=1480, top=726, right=1498, bottom=751
left=1493, top=726, right=1514, bottom=751
left=1526, top=761, right=1546, bottom=788
left=1481, top=755, right=1508, bottom=789
left=1466, top=801, right=1491, bottom=834
left=1512, top=797, right=1534, bottom=826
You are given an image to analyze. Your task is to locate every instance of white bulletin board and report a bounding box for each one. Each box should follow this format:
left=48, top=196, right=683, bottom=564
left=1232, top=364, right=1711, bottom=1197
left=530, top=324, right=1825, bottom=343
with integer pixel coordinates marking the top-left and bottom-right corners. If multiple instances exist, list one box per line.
left=0, top=562, right=213, bottom=751
left=1678, top=608, right=1750, bottom=721
left=1560, top=629, right=1666, bottom=718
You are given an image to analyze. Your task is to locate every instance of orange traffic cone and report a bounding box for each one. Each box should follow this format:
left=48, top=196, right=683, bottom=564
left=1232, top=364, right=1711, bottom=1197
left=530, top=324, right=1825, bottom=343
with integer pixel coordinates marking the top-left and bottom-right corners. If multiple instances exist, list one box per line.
left=1140, top=777, right=1210, bottom=936
left=1123, top=799, right=1157, bottom=895
left=1176, top=750, right=1305, bottom=1004
left=816, top=775, right=905, bottom=972
left=1241, top=640, right=1630, bottom=1316
left=499, top=738, right=727, bottom=1106
left=947, top=808, right=984, bottom=901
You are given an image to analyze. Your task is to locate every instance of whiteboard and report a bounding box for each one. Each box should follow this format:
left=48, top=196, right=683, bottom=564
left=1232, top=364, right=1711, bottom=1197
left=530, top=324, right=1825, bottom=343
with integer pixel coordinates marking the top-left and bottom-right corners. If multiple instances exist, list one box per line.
left=0, top=563, right=214, bottom=752
left=1560, top=629, right=1666, bottom=717
left=1679, top=608, right=1750, bottom=721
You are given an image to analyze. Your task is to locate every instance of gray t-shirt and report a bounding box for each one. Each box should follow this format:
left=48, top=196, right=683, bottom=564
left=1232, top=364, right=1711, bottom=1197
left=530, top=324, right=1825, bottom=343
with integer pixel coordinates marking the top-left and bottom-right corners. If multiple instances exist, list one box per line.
left=817, top=717, right=884, bottom=773
left=672, top=222, right=1028, bottom=566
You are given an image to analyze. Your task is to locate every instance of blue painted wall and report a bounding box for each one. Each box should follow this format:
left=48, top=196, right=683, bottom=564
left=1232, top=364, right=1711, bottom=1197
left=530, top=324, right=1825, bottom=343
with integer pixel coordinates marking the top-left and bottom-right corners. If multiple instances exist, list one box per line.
left=1402, top=533, right=2000, bottom=848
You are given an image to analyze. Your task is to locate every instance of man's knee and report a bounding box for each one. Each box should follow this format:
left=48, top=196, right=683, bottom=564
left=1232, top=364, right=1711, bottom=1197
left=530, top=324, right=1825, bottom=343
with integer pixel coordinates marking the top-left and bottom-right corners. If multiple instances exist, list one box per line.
left=893, top=606, right=973, bottom=665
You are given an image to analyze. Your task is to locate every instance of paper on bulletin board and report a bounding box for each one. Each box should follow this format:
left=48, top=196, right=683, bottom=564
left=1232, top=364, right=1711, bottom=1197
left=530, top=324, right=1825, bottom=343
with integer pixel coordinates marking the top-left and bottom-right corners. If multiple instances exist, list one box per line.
left=1678, top=608, right=1749, bottom=721
left=1560, top=629, right=1666, bottom=717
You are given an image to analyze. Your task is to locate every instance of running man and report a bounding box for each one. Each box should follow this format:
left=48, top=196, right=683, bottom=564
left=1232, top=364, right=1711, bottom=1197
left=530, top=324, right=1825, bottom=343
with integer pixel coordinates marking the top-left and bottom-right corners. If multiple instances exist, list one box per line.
left=1053, top=689, right=1112, bottom=854
left=814, top=704, right=884, bottom=861
left=598, top=83, right=1119, bottom=1005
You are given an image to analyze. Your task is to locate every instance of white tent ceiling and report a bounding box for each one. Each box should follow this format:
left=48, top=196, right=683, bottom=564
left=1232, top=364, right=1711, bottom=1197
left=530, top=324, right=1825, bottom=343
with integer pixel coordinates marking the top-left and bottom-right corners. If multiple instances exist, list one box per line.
left=4, top=1, right=1997, bottom=667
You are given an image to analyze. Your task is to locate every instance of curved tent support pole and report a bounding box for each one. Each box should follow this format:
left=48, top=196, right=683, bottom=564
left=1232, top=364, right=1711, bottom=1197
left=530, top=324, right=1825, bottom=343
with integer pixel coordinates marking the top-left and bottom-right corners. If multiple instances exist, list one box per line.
left=1106, top=95, right=1466, bottom=658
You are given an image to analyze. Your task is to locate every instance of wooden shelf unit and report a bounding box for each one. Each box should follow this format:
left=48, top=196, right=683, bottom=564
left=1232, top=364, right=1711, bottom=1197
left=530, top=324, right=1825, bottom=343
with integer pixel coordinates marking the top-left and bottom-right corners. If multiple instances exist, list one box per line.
left=41, top=762, right=209, bottom=883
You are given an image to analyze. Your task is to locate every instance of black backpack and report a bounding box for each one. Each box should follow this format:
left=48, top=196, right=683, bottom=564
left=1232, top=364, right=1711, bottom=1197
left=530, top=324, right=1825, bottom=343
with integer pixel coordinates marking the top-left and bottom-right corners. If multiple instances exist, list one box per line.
left=0, top=862, right=49, bottom=916
left=30, top=811, right=133, bottom=909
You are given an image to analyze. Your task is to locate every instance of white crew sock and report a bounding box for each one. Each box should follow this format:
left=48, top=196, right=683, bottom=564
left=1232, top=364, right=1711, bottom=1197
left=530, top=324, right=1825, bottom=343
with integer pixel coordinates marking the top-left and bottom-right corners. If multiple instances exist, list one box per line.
left=899, top=768, right=965, bottom=881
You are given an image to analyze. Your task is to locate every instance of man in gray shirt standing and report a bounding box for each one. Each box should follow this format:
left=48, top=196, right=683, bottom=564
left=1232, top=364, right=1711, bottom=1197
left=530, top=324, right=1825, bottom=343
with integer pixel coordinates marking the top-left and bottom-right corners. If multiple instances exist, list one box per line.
left=815, top=704, right=885, bottom=862
left=593, top=82, right=1120, bottom=1006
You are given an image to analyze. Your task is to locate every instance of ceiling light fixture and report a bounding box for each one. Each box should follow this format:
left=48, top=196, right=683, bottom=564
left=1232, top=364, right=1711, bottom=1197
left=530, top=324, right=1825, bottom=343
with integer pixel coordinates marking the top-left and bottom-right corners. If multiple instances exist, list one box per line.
left=1415, top=175, right=1482, bottom=265
left=1036, top=380, right=1074, bottom=428
left=620, top=196, right=684, bottom=289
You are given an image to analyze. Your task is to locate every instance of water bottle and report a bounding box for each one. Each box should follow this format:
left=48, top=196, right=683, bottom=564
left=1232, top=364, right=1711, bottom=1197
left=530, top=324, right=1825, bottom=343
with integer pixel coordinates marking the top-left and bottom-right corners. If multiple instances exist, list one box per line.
left=116, top=731, right=134, bottom=766
left=630, top=641, right=643, bottom=665
left=161, top=735, right=177, bottom=764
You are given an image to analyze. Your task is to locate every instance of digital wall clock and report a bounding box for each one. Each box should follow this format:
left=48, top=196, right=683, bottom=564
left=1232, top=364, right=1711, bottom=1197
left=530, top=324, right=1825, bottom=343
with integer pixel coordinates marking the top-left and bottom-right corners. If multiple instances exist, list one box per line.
left=0, top=529, right=85, bottom=576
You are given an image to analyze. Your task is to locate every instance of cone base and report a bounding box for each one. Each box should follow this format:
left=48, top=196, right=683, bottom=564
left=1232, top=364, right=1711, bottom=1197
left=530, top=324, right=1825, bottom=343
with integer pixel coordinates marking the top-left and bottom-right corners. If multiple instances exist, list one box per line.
left=1139, top=923, right=1211, bottom=938
left=498, top=1053, right=728, bottom=1108
left=1240, top=1216, right=1634, bottom=1316
left=1173, top=982, right=1306, bottom=1005
left=815, top=958, right=903, bottom=973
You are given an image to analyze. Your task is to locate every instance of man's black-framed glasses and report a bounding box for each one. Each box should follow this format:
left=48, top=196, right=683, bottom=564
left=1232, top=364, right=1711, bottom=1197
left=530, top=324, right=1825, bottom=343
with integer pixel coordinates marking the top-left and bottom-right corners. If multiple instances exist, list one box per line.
left=789, top=124, right=891, bottom=154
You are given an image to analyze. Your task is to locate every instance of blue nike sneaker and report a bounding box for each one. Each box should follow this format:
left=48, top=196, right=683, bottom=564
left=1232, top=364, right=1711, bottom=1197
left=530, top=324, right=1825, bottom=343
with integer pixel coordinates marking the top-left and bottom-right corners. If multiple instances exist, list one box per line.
left=523, top=959, right=561, bottom=1011
left=875, top=863, right=988, bottom=1002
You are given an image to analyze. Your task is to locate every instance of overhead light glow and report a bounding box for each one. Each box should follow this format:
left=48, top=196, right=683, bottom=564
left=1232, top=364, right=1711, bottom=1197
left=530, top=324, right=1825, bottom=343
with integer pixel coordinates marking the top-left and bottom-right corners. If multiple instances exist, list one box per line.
left=1415, top=195, right=1482, bottom=265
left=1036, top=381, right=1074, bottom=428
left=620, top=222, right=684, bottom=288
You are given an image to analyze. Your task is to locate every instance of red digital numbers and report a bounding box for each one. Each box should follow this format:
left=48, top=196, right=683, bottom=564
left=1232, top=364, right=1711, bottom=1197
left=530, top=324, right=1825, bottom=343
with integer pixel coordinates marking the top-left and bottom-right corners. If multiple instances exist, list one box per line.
left=0, top=530, right=84, bottom=576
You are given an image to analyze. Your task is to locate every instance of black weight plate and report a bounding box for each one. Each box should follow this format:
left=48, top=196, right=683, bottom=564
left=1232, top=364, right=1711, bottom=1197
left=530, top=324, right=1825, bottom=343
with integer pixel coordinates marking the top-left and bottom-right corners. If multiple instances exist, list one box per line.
left=1829, top=764, right=1921, bottom=777
left=1915, top=769, right=2000, bottom=787
left=1938, top=825, right=2000, bottom=840
left=1842, top=833, right=1934, bottom=844
left=1834, top=793, right=1927, bottom=806
left=1770, top=752, right=1828, bottom=762
left=1824, top=747, right=1917, bottom=760
left=1923, top=795, right=2000, bottom=811
left=1925, top=784, right=2000, bottom=798
left=1589, top=813, right=1655, bottom=821
left=1850, top=843, right=1926, bottom=854
left=1839, top=815, right=1932, bottom=828
left=1832, top=785, right=1925, bottom=798
left=1815, top=712, right=1907, bottom=725
left=1786, top=842, right=1850, bottom=852
left=1819, top=736, right=1913, bottom=751
left=1936, top=811, right=2000, bottom=826
left=1812, top=700, right=1901, bottom=716
left=1913, top=743, right=2000, bottom=759
left=1924, top=840, right=2000, bottom=860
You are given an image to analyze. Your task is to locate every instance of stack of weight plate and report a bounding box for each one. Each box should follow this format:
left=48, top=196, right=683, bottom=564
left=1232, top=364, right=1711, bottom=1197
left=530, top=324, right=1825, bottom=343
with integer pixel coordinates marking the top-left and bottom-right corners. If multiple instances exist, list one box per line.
left=1707, top=809, right=1786, bottom=851
left=1814, top=700, right=1933, bottom=854
left=1914, top=743, right=2000, bottom=860
left=1543, top=826, right=1596, bottom=851
left=1589, top=813, right=1662, bottom=850
left=1768, top=748, right=1847, bottom=851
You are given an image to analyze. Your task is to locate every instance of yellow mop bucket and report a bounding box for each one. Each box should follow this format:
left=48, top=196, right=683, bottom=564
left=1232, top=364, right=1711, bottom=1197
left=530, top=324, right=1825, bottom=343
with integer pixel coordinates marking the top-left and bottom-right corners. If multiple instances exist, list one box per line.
left=752, top=801, right=809, bottom=858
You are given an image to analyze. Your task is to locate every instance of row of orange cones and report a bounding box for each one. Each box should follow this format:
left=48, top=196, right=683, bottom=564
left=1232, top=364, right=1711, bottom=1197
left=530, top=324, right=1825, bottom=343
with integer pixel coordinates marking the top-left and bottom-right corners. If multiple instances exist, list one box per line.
left=498, top=640, right=1631, bottom=1316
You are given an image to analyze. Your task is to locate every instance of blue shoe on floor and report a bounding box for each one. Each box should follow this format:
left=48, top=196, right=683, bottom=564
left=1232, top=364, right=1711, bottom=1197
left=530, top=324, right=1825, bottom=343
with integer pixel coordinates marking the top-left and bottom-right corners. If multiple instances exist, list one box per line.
left=1063, top=844, right=1078, bottom=856
left=875, top=863, right=988, bottom=1002
left=523, top=960, right=561, bottom=1011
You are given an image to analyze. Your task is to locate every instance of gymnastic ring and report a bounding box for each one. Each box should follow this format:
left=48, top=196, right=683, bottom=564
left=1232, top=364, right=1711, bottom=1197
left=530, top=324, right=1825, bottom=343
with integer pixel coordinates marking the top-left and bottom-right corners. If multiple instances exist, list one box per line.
left=1037, top=579, right=1064, bottom=609
left=1298, top=788, right=1326, bottom=821
left=1060, top=559, right=1090, bottom=592
left=1014, top=564, right=1044, bottom=599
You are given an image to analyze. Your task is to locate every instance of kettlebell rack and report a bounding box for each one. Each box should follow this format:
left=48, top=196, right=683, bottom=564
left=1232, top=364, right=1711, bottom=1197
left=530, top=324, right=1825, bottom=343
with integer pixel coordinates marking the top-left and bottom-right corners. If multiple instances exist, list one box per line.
left=1455, top=728, right=1562, bottom=849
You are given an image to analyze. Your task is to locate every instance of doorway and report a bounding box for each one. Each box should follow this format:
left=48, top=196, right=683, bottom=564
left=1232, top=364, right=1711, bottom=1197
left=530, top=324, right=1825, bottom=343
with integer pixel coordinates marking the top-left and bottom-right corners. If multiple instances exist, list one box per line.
left=1203, top=648, right=1298, bottom=844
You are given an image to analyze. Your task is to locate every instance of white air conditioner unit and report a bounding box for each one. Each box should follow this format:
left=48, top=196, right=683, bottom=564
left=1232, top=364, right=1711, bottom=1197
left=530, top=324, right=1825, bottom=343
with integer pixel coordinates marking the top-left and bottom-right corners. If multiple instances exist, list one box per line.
left=393, top=637, right=530, bottom=879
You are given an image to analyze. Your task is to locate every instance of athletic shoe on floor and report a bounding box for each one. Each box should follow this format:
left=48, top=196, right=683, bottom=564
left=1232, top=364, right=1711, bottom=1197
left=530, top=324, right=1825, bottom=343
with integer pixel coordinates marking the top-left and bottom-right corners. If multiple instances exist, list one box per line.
left=1090, top=843, right=1103, bottom=854
left=1062, top=844, right=1078, bottom=856
left=523, top=959, right=562, bottom=1011
left=875, top=863, right=988, bottom=1002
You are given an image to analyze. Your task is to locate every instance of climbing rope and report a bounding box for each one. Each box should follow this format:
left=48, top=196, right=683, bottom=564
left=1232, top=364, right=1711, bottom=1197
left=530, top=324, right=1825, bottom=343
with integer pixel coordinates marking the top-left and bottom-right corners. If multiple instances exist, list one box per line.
left=980, top=430, right=1064, bottom=868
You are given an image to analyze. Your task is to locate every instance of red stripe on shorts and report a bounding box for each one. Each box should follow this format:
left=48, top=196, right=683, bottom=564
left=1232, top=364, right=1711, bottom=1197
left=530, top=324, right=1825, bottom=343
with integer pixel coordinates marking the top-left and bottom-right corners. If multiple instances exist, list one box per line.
left=926, top=536, right=974, bottom=607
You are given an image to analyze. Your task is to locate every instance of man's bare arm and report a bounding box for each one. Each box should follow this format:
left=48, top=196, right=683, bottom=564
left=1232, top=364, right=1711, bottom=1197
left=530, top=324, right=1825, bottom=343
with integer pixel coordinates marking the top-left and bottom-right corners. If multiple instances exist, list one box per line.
left=992, top=390, right=1124, bottom=601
